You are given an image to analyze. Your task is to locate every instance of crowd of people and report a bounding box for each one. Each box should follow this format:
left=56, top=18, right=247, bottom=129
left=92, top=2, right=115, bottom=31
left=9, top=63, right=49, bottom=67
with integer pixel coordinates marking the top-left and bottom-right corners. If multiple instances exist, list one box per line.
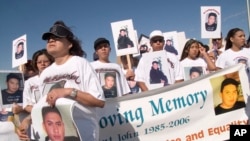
left=0, top=19, right=249, bottom=141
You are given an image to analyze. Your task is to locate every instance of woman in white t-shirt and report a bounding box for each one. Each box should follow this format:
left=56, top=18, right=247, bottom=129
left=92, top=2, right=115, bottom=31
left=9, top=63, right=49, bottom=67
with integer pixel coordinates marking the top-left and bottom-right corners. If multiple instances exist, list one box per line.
left=180, top=39, right=216, bottom=80
left=216, top=28, right=250, bottom=82
left=216, top=28, right=249, bottom=69
left=17, top=49, right=54, bottom=140
left=39, top=21, right=105, bottom=141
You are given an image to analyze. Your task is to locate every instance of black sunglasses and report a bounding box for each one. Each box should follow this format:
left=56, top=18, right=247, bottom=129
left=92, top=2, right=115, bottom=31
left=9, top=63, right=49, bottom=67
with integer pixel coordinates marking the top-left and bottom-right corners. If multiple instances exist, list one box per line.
left=151, top=38, right=164, bottom=43
left=212, top=38, right=221, bottom=41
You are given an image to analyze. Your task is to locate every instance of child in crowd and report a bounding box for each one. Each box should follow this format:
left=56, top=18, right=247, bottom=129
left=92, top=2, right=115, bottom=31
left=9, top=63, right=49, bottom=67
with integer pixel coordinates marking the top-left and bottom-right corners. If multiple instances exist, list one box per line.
left=180, top=39, right=216, bottom=80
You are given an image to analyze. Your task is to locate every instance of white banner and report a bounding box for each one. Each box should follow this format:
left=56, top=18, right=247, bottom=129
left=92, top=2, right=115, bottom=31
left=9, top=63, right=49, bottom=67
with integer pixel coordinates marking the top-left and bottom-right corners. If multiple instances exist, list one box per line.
left=31, top=64, right=249, bottom=141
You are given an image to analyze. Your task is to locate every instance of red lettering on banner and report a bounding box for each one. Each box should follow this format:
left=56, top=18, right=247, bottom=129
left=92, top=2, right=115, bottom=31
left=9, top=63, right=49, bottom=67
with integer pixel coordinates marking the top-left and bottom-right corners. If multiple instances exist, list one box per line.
left=186, top=130, right=204, bottom=141
left=208, top=120, right=249, bottom=136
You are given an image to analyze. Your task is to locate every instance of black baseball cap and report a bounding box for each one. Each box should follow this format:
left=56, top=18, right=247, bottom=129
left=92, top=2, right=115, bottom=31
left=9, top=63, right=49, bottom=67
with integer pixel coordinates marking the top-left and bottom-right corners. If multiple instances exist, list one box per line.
left=94, top=38, right=110, bottom=50
left=42, top=24, right=73, bottom=40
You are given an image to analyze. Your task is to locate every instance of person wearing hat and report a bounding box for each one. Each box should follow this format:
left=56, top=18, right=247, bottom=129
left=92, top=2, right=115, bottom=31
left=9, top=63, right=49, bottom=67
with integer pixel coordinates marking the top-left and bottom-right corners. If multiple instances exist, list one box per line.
left=117, top=28, right=134, bottom=49
left=90, top=37, right=131, bottom=97
left=38, top=20, right=105, bottom=141
left=205, top=12, right=217, bottom=31
left=134, top=30, right=184, bottom=91
left=214, top=78, right=246, bottom=115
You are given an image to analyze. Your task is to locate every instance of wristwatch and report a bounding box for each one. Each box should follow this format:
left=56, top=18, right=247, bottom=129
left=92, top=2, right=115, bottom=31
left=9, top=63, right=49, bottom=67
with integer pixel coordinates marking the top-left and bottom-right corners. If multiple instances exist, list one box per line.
left=70, top=88, right=78, bottom=99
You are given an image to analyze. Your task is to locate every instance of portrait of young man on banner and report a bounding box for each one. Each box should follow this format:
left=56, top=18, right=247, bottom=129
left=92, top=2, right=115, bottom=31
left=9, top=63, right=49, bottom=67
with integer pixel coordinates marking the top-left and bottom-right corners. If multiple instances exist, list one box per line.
left=32, top=104, right=80, bottom=141
left=42, top=106, right=80, bottom=141
left=211, top=72, right=246, bottom=116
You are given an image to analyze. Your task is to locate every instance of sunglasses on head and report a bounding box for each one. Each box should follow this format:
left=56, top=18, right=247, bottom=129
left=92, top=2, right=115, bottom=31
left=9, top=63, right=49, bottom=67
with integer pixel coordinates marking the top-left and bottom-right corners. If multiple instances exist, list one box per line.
left=151, top=38, right=164, bottom=43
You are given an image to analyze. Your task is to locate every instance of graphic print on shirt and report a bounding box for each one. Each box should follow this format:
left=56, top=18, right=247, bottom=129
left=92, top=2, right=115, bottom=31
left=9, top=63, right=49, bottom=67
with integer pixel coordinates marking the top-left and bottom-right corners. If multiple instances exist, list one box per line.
left=41, top=80, right=66, bottom=97
left=95, top=69, right=121, bottom=98
left=235, top=57, right=250, bottom=82
left=149, top=57, right=169, bottom=86
left=183, top=66, right=205, bottom=80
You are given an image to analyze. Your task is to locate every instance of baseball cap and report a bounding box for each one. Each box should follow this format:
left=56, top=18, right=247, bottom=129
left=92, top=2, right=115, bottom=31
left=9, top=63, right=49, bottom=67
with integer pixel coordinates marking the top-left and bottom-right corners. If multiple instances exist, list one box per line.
left=42, top=24, right=73, bottom=40
left=149, top=30, right=164, bottom=40
left=94, top=38, right=110, bottom=50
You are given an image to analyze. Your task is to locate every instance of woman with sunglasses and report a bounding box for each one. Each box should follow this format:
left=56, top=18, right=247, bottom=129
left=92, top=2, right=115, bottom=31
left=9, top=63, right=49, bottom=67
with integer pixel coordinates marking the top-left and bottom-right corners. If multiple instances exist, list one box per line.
left=38, top=20, right=105, bottom=141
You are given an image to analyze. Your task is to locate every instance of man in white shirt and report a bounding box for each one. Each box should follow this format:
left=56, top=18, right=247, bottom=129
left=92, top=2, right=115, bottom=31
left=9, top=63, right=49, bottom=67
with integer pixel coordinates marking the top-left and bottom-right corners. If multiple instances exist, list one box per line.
left=90, top=38, right=131, bottom=97
left=134, top=30, right=183, bottom=91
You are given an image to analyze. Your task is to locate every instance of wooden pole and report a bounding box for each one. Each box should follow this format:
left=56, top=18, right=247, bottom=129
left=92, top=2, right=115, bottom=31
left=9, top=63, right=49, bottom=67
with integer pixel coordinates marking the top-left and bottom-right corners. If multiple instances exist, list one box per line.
left=126, top=54, right=132, bottom=70
left=18, top=64, right=25, bottom=73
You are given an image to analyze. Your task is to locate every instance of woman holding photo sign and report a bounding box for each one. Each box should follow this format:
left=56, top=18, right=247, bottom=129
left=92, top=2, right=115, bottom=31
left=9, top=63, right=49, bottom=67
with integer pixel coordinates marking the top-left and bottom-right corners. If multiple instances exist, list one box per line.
left=38, top=20, right=105, bottom=141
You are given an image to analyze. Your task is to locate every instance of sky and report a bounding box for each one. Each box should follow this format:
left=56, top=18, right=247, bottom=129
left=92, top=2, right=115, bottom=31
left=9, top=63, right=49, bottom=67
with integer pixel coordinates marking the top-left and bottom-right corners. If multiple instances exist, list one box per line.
left=0, top=0, right=249, bottom=70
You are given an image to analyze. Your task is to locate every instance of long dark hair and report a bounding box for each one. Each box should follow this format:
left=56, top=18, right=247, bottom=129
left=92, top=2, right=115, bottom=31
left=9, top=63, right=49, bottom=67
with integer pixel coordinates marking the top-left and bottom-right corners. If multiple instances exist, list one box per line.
left=53, top=20, right=87, bottom=58
left=225, top=28, right=244, bottom=50
left=180, top=39, right=199, bottom=61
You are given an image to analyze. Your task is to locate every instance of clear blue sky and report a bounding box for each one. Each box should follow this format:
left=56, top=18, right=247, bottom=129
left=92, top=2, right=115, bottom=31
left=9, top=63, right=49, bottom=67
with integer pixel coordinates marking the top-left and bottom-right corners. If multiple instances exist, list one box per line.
left=0, top=0, right=249, bottom=70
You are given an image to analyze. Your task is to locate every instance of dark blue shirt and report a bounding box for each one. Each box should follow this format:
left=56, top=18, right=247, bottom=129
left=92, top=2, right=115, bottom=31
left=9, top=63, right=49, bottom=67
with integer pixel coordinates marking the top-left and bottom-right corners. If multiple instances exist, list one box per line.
left=1, top=89, right=23, bottom=104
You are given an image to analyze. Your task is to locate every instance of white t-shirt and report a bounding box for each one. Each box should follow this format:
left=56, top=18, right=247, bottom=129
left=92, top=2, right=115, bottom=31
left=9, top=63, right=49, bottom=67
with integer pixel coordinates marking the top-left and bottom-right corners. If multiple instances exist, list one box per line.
left=0, top=121, right=19, bottom=141
left=216, top=48, right=250, bottom=69
left=180, top=58, right=208, bottom=80
left=39, top=56, right=105, bottom=141
left=23, top=75, right=41, bottom=108
left=90, top=60, right=131, bottom=96
left=22, top=75, right=42, bottom=140
left=135, top=50, right=183, bottom=90
left=216, top=48, right=250, bottom=84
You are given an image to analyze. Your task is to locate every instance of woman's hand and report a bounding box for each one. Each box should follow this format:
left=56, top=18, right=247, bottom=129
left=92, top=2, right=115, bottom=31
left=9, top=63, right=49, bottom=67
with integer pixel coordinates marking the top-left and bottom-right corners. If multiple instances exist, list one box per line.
left=16, top=115, right=31, bottom=140
left=12, top=103, right=23, bottom=114
left=46, top=88, right=70, bottom=106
